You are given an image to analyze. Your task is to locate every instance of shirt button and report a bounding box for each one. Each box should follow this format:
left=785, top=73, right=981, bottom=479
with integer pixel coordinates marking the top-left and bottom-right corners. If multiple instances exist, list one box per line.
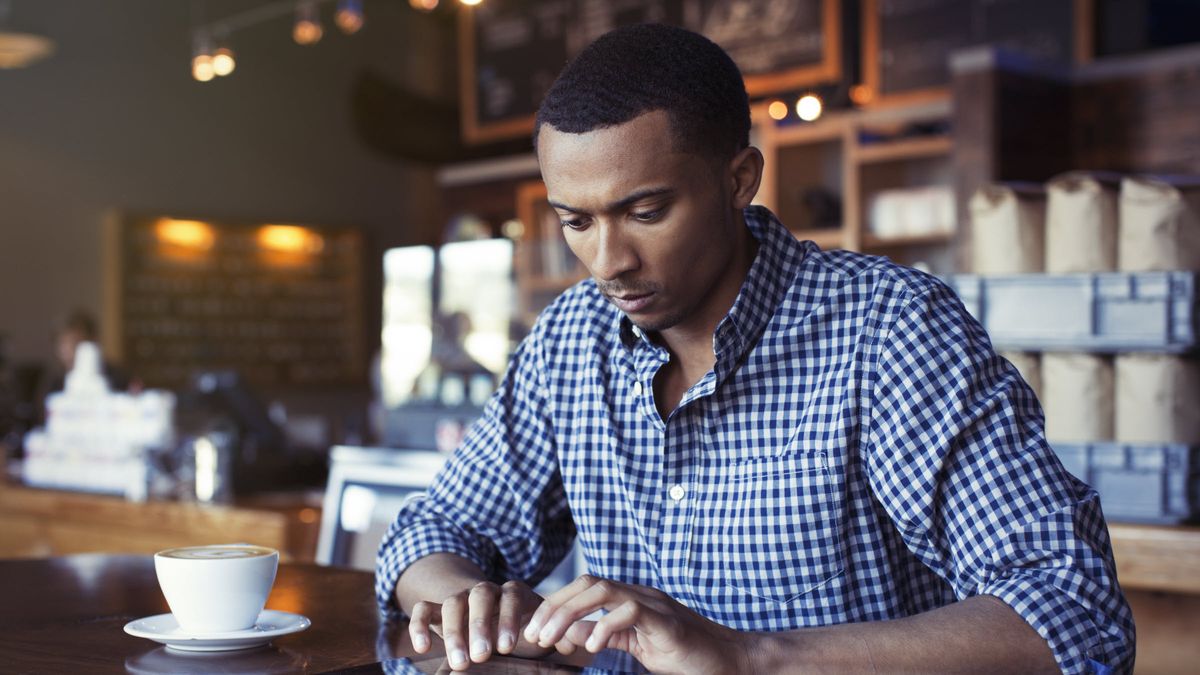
left=632, top=326, right=643, bottom=339
left=668, top=484, right=685, bottom=502
left=632, top=381, right=642, bottom=397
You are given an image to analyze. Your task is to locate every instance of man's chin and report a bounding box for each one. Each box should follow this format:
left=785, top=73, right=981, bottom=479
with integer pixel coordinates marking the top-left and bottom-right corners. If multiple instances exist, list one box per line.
left=627, top=312, right=680, bottom=335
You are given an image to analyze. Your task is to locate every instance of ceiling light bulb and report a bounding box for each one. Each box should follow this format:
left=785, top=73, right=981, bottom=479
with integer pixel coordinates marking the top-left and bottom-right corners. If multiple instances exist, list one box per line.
left=767, top=100, right=788, bottom=121
left=335, top=0, right=364, bottom=34
left=294, top=2, right=323, bottom=45
left=849, top=84, right=873, bottom=106
left=212, top=46, right=235, bottom=76
left=795, top=93, right=823, bottom=122
left=459, top=0, right=483, bottom=6
left=191, top=32, right=215, bottom=82
left=192, top=55, right=215, bottom=81
left=409, top=0, right=439, bottom=10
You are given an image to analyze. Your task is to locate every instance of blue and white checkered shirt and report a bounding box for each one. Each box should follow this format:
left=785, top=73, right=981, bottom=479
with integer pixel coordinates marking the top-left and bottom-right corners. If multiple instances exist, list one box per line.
left=377, top=206, right=1134, bottom=674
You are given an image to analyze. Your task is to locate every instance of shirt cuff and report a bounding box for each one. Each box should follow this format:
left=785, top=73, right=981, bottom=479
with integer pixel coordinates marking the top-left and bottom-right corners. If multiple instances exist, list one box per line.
left=374, top=514, right=497, bottom=621
left=980, top=573, right=1122, bottom=674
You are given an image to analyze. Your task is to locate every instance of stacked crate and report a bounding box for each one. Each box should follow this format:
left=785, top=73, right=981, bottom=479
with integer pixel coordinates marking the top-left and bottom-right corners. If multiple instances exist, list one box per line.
left=949, top=173, right=1200, bottom=524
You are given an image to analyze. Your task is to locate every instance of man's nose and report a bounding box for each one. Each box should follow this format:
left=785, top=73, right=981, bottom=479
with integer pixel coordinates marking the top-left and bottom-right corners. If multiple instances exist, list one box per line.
left=590, top=222, right=639, bottom=281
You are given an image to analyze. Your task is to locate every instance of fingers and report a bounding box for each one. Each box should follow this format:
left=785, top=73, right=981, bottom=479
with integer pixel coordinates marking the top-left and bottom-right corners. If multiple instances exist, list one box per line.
left=439, top=592, right=471, bottom=670
left=408, top=600, right=440, bottom=654
left=415, top=581, right=541, bottom=671
left=564, top=619, right=597, bottom=650
left=582, top=600, right=642, bottom=653
left=495, top=580, right=526, bottom=654
left=524, top=575, right=632, bottom=649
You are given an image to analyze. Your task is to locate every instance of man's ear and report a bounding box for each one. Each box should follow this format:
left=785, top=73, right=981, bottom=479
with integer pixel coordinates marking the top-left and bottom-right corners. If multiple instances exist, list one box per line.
left=728, top=146, right=764, bottom=209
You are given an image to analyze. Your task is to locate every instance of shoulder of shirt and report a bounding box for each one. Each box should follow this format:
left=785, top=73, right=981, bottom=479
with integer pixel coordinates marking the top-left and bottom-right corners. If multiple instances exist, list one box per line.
left=796, top=244, right=957, bottom=308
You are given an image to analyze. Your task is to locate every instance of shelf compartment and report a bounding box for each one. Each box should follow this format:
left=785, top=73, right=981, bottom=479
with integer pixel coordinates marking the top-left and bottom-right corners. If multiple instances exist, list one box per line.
left=1052, top=442, right=1199, bottom=525
left=863, top=232, right=954, bottom=248
left=948, top=272, right=1198, bottom=352
left=790, top=228, right=844, bottom=249
left=853, top=135, right=953, bottom=164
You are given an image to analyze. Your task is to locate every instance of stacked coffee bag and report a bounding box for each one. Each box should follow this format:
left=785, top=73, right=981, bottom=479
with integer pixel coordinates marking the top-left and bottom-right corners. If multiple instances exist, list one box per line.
left=969, top=173, right=1200, bottom=519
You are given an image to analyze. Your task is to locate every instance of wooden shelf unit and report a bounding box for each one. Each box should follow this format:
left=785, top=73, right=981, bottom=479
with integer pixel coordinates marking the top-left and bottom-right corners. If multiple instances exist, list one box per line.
left=852, top=134, right=953, bottom=165
left=754, top=100, right=958, bottom=272
left=1109, top=522, right=1200, bottom=595
left=514, top=180, right=586, bottom=325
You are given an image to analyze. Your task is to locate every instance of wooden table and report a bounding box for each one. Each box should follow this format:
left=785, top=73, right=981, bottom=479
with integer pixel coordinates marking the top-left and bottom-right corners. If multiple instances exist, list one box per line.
left=0, top=555, right=610, bottom=674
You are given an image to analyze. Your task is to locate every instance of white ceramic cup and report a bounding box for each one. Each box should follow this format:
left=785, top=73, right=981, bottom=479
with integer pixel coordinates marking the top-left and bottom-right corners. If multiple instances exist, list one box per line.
left=154, top=543, right=279, bottom=634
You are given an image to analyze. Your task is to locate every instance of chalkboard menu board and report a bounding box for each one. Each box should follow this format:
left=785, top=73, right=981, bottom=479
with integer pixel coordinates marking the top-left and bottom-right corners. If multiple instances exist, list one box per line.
left=460, top=0, right=841, bottom=143
left=106, top=216, right=365, bottom=390
left=864, top=0, right=1091, bottom=106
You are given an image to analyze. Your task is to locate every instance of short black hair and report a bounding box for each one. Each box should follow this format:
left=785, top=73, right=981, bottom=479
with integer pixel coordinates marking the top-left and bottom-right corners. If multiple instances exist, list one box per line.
left=60, top=309, right=97, bottom=341
left=534, top=23, right=750, bottom=163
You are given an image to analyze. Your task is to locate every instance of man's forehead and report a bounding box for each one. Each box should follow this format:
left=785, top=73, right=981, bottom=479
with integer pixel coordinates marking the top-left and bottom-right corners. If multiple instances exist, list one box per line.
left=537, top=113, right=695, bottom=210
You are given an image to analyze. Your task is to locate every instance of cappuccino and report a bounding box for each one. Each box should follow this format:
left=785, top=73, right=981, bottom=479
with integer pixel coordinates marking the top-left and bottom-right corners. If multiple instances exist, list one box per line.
left=158, top=544, right=275, bottom=560
left=154, top=544, right=279, bottom=633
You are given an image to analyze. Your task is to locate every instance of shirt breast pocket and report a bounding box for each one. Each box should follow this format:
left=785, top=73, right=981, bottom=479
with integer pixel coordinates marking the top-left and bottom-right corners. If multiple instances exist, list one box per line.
left=719, top=451, right=844, bottom=604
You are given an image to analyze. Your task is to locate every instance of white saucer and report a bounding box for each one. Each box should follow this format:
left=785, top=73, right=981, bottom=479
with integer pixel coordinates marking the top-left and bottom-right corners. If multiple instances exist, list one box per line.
left=123, top=609, right=311, bottom=652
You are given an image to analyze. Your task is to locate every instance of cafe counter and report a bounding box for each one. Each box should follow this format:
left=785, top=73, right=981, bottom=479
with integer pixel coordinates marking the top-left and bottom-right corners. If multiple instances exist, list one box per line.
left=0, top=478, right=321, bottom=562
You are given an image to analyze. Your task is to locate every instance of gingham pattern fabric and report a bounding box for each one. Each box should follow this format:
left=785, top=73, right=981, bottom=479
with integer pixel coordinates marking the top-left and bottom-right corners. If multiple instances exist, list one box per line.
left=376, top=206, right=1134, bottom=674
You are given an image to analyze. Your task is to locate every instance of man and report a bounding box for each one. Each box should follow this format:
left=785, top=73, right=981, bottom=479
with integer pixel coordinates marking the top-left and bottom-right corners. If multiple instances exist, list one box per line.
left=377, top=23, right=1133, bottom=674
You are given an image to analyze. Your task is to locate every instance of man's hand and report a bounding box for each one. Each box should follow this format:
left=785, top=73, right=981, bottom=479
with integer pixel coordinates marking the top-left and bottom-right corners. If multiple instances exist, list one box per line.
left=521, top=575, right=751, bottom=675
left=409, top=579, right=572, bottom=671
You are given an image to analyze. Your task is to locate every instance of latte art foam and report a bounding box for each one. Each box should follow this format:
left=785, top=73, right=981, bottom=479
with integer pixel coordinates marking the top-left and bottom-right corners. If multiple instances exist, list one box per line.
left=158, top=545, right=275, bottom=560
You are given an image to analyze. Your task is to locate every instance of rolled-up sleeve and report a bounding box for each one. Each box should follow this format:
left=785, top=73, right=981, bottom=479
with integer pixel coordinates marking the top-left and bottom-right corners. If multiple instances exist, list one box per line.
left=864, top=278, right=1135, bottom=673
left=374, top=323, right=575, bottom=620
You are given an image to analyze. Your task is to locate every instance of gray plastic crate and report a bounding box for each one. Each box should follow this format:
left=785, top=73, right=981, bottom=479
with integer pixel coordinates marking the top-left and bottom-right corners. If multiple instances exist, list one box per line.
left=1050, top=442, right=1199, bottom=524
left=948, top=272, right=1198, bottom=352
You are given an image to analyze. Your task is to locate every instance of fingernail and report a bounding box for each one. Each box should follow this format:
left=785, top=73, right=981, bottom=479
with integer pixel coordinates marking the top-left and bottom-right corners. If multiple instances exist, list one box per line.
left=523, top=624, right=538, bottom=642
left=471, top=638, right=489, bottom=656
left=412, top=634, right=429, bottom=650
left=449, top=649, right=468, bottom=667
left=498, top=633, right=514, bottom=651
left=586, top=635, right=598, bottom=651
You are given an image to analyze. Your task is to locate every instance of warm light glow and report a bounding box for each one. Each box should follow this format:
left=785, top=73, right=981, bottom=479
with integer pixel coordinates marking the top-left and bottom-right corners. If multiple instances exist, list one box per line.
left=191, top=54, right=214, bottom=82
left=155, top=219, right=216, bottom=251
left=850, top=84, right=874, bottom=106
left=212, top=46, right=235, bottom=76
left=767, top=100, right=789, bottom=121
left=409, top=0, right=439, bottom=10
left=335, top=0, right=364, bottom=34
left=294, top=3, right=323, bottom=45
left=796, top=93, right=823, bottom=122
left=459, top=0, right=483, bottom=6
left=257, top=224, right=325, bottom=254
left=0, top=31, right=56, bottom=69
left=501, top=218, right=524, bottom=240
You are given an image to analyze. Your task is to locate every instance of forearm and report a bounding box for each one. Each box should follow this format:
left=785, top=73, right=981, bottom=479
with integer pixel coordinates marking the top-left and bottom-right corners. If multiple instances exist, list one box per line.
left=395, top=553, right=490, bottom=616
left=745, top=595, right=1058, bottom=674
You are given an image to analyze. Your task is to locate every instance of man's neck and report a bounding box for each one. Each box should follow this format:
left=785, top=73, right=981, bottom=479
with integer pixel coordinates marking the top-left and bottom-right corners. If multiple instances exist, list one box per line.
left=651, top=223, right=758, bottom=417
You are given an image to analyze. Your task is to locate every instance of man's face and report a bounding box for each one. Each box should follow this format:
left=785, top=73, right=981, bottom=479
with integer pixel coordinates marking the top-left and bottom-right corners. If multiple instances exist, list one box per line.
left=536, top=110, right=752, bottom=335
left=57, top=329, right=85, bottom=370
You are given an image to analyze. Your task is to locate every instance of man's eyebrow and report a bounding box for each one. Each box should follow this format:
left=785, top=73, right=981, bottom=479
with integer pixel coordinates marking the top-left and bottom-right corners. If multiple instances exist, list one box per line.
left=548, top=187, right=675, bottom=214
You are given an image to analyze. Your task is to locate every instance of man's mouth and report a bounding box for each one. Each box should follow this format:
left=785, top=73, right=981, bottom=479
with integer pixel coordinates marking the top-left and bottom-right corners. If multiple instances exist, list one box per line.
left=608, top=292, right=654, bottom=313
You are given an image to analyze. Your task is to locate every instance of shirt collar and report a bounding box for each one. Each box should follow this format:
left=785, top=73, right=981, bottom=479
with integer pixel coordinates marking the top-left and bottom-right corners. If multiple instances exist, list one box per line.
left=618, top=205, right=808, bottom=357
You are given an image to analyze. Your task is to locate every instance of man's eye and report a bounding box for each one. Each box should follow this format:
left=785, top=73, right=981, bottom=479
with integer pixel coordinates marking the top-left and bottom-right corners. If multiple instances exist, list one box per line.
left=632, top=209, right=662, bottom=222
left=560, top=217, right=589, bottom=231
